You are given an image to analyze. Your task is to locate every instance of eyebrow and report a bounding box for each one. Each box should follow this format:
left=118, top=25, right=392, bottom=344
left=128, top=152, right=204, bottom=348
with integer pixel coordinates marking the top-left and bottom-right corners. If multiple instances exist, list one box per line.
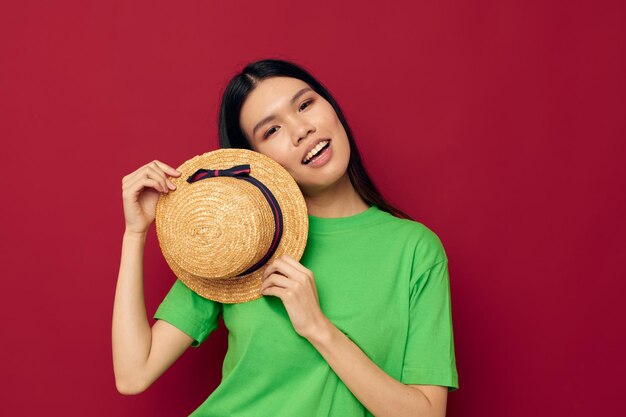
left=252, top=87, right=313, bottom=136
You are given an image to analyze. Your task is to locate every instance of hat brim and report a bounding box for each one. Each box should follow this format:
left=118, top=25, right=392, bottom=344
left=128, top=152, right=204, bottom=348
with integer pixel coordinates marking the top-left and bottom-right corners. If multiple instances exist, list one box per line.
left=155, top=149, right=309, bottom=304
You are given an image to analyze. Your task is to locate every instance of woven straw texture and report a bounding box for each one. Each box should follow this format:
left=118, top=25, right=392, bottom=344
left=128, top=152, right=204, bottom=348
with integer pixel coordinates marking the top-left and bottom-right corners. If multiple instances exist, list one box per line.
left=155, top=149, right=309, bottom=304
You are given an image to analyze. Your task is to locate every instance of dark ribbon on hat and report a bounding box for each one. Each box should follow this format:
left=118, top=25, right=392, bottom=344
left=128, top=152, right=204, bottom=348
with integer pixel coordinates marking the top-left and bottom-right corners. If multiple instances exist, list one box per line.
left=186, top=164, right=283, bottom=278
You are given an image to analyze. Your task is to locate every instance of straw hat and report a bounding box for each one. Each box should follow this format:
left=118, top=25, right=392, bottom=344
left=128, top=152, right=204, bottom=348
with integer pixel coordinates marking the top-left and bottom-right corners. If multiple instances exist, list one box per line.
left=155, top=148, right=309, bottom=304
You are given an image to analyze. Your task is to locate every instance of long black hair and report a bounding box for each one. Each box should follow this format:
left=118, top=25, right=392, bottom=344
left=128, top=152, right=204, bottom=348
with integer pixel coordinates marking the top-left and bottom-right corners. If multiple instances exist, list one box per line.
left=218, top=58, right=414, bottom=221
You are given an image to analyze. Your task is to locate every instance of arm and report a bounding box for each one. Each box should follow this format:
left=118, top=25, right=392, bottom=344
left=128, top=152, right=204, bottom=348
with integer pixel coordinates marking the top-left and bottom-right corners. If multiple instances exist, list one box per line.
left=111, top=231, right=193, bottom=395
left=259, top=254, right=451, bottom=416
left=307, top=319, right=448, bottom=417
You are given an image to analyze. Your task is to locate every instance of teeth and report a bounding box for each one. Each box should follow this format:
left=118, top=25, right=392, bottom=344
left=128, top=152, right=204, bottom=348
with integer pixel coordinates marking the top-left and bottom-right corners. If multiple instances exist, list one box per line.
left=303, top=140, right=329, bottom=164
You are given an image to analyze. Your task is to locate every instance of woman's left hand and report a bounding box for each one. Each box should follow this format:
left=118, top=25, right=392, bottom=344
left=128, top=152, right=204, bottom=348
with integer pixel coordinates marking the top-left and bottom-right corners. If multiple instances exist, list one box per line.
left=260, top=254, right=329, bottom=340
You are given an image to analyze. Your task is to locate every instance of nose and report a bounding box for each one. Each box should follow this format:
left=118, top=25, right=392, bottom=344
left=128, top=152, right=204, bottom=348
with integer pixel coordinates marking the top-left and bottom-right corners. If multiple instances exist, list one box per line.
left=292, top=118, right=316, bottom=146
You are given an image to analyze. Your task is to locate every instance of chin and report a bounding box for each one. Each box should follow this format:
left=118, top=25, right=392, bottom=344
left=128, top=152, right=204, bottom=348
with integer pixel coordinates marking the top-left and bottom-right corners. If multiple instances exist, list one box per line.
left=300, top=169, right=349, bottom=193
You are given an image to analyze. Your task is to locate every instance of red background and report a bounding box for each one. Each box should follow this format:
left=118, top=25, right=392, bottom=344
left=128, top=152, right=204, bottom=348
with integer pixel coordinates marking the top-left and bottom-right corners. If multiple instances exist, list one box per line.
left=1, top=1, right=624, bottom=416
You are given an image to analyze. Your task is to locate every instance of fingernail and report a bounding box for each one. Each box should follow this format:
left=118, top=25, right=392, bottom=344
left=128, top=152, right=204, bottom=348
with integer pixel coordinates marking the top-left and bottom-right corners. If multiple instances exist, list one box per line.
left=168, top=181, right=176, bottom=190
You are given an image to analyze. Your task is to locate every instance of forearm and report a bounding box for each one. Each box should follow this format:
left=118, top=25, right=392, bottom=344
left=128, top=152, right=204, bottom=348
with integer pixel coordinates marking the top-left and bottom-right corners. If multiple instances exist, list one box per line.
left=307, top=318, right=433, bottom=417
left=111, top=231, right=152, bottom=390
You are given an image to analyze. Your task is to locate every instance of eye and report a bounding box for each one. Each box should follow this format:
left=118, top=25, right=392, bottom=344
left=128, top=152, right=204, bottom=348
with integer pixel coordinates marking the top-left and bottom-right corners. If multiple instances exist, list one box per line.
left=299, top=99, right=313, bottom=111
left=262, top=100, right=313, bottom=139
left=263, top=126, right=278, bottom=139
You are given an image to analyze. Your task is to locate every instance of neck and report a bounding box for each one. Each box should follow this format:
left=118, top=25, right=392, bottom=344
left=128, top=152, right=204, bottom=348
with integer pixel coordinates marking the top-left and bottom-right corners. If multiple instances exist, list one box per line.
left=302, top=172, right=370, bottom=218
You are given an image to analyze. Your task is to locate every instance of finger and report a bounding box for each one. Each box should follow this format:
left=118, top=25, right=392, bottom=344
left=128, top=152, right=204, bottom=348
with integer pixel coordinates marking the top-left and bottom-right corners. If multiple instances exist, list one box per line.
left=144, top=165, right=170, bottom=193
left=147, top=163, right=178, bottom=190
left=275, top=257, right=310, bottom=282
left=279, top=254, right=310, bottom=275
left=262, top=258, right=304, bottom=283
left=151, top=160, right=182, bottom=177
left=125, top=160, right=179, bottom=188
left=126, top=165, right=165, bottom=192
left=277, top=255, right=318, bottom=297
left=259, top=273, right=293, bottom=293
left=126, top=176, right=165, bottom=194
left=141, top=177, right=167, bottom=193
left=128, top=167, right=168, bottom=194
left=260, top=285, right=285, bottom=298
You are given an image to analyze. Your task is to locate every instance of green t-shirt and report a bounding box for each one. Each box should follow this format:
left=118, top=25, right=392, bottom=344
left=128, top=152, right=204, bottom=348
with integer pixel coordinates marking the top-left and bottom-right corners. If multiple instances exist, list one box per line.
left=154, top=204, right=459, bottom=416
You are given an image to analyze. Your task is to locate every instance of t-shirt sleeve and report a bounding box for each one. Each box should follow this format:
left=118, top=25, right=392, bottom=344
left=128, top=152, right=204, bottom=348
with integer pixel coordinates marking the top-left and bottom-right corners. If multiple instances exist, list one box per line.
left=153, top=279, right=223, bottom=348
left=400, top=227, right=459, bottom=392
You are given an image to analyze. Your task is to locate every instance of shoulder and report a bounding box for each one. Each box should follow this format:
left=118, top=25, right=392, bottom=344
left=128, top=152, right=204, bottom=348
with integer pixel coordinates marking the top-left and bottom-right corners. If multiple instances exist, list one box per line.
left=413, top=221, right=448, bottom=263
left=385, top=215, right=448, bottom=271
left=385, top=212, right=446, bottom=254
left=372, top=207, right=448, bottom=267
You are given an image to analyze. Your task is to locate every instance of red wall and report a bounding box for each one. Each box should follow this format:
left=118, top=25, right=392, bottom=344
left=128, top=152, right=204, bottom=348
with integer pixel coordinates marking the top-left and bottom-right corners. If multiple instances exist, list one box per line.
left=1, top=1, right=624, bottom=416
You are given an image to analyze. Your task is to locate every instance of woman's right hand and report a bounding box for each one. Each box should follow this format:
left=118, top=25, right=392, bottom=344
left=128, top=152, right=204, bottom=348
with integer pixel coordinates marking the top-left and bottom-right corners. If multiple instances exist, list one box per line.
left=122, top=160, right=182, bottom=235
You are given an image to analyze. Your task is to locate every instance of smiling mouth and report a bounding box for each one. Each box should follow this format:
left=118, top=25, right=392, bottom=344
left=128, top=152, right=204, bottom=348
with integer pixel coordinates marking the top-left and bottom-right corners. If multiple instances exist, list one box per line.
left=302, top=141, right=331, bottom=165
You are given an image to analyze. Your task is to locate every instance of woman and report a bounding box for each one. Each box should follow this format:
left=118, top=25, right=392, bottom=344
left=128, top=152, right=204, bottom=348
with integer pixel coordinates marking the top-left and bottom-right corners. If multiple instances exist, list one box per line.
left=113, top=59, right=459, bottom=417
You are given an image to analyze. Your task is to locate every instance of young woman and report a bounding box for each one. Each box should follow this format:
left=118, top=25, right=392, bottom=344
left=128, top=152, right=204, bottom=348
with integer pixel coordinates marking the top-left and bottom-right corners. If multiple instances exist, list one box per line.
left=113, top=59, right=458, bottom=417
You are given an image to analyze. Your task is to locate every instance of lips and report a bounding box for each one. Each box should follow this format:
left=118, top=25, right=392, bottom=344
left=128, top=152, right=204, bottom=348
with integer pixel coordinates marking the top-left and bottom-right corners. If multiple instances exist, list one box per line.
left=301, top=138, right=331, bottom=164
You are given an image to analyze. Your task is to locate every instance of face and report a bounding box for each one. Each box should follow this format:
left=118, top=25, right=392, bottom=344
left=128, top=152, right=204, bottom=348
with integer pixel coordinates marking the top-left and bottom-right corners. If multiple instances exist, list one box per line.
left=239, top=76, right=351, bottom=196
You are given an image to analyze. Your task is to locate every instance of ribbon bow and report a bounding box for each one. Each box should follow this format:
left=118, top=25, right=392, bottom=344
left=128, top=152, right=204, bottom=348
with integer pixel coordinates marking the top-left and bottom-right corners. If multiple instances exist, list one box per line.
left=186, top=164, right=251, bottom=183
